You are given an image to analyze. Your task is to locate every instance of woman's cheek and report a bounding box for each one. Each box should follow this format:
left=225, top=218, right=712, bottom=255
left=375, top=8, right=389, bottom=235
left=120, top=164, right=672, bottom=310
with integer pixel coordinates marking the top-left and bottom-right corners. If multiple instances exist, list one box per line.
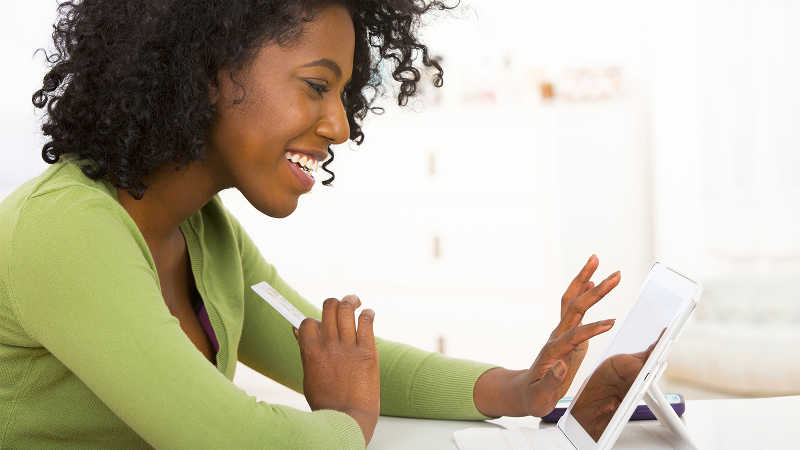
left=282, top=91, right=322, bottom=134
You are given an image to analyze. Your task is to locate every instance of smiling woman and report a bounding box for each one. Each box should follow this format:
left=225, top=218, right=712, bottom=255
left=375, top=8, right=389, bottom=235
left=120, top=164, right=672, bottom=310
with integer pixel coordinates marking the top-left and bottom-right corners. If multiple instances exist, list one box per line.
left=0, top=1, right=624, bottom=449
left=32, top=0, right=448, bottom=205
left=206, top=6, right=355, bottom=218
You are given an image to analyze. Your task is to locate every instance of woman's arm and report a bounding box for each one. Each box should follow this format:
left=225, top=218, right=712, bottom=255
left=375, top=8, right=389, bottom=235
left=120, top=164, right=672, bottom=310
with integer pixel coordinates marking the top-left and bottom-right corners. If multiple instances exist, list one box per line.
left=10, top=189, right=364, bottom=449
left=231, top=209, right=619, bottom=422
left=230, top=211, right=500, bottom=421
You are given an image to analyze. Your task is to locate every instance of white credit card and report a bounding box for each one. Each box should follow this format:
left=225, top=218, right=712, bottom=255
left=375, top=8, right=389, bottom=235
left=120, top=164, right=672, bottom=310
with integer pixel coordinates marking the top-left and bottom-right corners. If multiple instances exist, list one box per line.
left=250, top=282, right=307, bottom=329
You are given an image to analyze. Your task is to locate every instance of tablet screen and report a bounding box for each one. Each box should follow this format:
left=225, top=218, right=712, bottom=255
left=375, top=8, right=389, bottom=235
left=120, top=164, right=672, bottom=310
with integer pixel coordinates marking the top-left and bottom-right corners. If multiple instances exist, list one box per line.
left=569, top=276, right=688, bottom=441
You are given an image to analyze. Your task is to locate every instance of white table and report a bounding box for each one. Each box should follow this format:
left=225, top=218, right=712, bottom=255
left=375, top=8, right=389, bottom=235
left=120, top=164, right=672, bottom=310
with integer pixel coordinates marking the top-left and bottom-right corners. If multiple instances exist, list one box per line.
left=369, top=395, right=800, bottom=449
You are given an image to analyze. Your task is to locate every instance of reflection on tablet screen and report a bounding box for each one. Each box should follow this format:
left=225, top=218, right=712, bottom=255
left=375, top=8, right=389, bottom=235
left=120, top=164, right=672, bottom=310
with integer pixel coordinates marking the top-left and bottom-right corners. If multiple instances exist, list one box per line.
left=570, top=280, right=684, bottom=441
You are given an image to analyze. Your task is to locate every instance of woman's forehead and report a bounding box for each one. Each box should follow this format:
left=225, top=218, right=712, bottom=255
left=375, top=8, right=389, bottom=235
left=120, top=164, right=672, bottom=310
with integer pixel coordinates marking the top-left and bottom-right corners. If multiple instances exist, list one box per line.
left=293, top=4, right=355, bottom=64
left=254, top=4, right=355, bottom=79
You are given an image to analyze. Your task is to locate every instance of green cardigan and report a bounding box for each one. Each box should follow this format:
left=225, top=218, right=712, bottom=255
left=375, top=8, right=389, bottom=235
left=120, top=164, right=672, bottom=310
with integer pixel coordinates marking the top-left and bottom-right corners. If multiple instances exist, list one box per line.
left=0, top=159, right=497, bottom=449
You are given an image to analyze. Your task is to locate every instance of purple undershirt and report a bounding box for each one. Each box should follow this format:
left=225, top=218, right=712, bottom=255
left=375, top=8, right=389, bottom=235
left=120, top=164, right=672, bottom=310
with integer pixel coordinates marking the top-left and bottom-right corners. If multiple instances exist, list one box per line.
left=193, top=301, right=219, bottom=365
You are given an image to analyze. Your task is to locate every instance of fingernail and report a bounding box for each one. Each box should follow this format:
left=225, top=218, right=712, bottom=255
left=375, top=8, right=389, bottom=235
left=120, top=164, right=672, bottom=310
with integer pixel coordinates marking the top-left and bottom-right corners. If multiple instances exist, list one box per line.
left=553, top=362, right=566, bottom=379
left=604, top=319, right=616, bottom=327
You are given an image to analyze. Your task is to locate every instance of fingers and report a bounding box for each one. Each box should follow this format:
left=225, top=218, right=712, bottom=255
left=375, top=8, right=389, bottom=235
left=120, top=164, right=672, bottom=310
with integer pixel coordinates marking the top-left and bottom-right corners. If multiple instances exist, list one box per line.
left=561, top=271, right=620, bottom=330
left=356, top=309, right=376, bottom=348
left=349, top=295, right=363, bottom=309
left=561, top=255, right=599, bottom=312
left=297, top=317, right=320, bottom=346
left=562, top=281, right=595, bottom=319
left=321, top=296, right=364, bottom=343
left=551, top=319, right=615, bottom=356
left=338, top=295, right=360, bottom=344
left=568, top=319, right=615, bottom=347
left=321, top=298, right=340, bottom=340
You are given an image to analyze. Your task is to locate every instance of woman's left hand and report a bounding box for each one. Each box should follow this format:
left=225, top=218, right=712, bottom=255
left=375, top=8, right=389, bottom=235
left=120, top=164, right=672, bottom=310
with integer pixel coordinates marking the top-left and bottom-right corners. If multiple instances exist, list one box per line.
left=474, top=255, right=620, bottom=417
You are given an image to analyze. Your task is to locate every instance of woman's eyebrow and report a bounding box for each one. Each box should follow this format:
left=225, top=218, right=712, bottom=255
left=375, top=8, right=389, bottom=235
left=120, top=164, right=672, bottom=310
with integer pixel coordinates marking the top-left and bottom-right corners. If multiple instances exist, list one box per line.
left=299, top=58, right=342, bottom=80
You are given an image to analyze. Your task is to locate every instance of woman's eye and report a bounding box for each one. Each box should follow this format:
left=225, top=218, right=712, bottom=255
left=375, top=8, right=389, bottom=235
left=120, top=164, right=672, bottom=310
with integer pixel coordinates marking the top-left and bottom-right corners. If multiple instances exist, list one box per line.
left=305, top=80, right=329, bottom=97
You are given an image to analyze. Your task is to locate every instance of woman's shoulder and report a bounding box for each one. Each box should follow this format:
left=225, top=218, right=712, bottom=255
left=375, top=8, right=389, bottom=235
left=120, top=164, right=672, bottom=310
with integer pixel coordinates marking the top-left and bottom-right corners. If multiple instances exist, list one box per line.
left=0, top=159, right=146, bottom=277
left=1, top=159, right=128, bottom=235
left=0, top=159, right=147, bottom=342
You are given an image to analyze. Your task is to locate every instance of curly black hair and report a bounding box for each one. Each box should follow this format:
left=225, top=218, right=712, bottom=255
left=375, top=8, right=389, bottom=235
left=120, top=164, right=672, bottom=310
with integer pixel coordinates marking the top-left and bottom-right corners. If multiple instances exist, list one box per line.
left=32, top=0, right=455, bottom=199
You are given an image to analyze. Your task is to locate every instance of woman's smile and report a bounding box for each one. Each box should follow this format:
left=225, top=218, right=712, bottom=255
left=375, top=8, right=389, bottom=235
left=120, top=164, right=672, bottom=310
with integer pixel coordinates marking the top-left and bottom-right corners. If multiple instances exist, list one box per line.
left=284, top=150, right=327, bottom=192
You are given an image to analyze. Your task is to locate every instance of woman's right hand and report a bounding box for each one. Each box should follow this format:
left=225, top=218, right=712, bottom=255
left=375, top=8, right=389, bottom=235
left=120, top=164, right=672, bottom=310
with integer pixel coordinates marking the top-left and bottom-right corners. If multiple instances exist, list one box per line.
left=295, top=295, right=380, bottom=445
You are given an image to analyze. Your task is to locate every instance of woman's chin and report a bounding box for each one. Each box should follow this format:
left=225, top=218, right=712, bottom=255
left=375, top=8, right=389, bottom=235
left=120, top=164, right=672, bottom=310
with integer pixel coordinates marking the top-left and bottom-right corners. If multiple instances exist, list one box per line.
left=267, top=206, right=297, bottom=219
left=237, top=183, right=302, bottom=218
left=253, top=197, right=299, bottom=219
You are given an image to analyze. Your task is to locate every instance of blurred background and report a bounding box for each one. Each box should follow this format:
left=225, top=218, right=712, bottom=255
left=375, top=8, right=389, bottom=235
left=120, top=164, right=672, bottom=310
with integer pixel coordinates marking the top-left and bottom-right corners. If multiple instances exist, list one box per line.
left=3, top=0, right=799, bottom=411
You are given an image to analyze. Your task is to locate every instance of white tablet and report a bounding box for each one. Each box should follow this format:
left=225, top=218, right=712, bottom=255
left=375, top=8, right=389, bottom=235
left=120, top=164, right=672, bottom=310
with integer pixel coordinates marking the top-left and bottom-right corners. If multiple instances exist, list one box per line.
left=557, top=262, right=702, bottom=450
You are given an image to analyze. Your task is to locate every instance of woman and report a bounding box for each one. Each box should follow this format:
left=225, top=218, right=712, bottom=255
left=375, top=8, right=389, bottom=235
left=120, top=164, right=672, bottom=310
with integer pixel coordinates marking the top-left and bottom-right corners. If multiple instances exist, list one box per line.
left=0, top=1, right=620, bottom=448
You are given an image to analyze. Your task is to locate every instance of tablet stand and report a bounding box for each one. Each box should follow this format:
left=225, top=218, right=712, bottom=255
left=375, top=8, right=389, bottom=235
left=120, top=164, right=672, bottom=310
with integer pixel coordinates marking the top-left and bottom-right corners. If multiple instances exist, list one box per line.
left=639, top=362, right=698, bottom=450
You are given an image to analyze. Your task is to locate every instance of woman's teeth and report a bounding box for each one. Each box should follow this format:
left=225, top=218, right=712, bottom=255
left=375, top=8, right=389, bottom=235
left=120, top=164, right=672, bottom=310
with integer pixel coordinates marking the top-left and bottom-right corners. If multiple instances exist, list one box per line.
left=284, top=152, right=320, bottom=173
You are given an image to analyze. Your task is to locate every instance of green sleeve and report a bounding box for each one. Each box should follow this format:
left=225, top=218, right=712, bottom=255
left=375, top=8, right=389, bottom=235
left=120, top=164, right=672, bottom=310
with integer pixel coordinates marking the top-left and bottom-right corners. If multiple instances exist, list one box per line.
left=9, top=190, right=364, bottom=450
left=231, top=212, right=499, bottom=421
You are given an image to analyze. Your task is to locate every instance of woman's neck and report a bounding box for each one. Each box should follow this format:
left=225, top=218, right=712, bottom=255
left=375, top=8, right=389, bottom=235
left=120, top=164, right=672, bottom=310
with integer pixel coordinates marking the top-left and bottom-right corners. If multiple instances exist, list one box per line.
left=116, top=159, right=227, bottom=251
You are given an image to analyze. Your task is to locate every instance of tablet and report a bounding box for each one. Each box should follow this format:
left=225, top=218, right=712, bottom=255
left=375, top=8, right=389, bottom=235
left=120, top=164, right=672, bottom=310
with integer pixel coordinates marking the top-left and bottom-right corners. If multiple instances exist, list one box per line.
left=557, top=262, right=702, bottom=450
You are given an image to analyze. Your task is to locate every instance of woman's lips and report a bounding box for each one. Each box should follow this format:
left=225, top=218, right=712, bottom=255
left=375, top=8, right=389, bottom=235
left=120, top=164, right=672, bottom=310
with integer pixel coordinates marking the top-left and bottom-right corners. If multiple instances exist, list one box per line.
left=286, top=158, right=315, bottom=191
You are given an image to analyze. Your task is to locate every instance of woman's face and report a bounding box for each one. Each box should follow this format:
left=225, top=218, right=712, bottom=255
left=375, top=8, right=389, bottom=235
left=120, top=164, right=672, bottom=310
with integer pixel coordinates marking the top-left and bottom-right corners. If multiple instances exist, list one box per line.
left=207, top=4, right=354, bottom=218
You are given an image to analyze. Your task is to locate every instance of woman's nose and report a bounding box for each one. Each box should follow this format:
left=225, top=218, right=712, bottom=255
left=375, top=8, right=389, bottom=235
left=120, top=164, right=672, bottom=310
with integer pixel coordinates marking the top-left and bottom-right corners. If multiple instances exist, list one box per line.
left=315, top=97, right=350, bottom=145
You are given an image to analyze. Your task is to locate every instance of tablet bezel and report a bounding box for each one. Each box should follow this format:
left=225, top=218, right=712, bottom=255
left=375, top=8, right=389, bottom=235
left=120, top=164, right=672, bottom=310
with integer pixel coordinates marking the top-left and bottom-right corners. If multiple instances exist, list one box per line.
left=556, top=262, right=701, bottom=450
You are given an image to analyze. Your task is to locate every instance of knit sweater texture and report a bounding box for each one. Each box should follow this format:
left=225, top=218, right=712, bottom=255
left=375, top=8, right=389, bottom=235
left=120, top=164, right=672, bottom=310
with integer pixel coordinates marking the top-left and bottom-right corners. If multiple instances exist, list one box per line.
left=0, top=159, right=497, bottom=449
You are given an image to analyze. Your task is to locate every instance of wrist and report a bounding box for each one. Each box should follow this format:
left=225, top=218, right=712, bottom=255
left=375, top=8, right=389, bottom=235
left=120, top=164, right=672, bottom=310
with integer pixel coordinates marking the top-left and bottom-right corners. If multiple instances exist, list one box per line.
left=343, top=407, right=379, bottom=445
left=473, top=367, right=529, bottom=417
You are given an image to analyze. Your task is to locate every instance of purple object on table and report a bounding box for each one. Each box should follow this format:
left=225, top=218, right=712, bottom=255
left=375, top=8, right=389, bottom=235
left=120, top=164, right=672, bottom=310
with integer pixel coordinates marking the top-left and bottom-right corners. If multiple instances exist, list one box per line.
left=540, top=393, right=685, bottom=423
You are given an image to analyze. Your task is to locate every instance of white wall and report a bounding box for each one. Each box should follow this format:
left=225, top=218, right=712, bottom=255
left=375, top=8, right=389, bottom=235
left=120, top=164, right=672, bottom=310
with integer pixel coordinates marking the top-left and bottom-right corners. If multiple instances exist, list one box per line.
left=1, top=2, right=53, bottom=195
left=650, top=0, right=800, bottom=277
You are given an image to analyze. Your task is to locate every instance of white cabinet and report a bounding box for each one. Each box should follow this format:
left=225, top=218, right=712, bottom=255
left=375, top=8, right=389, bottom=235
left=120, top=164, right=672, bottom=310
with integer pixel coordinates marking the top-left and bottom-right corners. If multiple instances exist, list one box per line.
left=327, top=105, right=557, bottom=287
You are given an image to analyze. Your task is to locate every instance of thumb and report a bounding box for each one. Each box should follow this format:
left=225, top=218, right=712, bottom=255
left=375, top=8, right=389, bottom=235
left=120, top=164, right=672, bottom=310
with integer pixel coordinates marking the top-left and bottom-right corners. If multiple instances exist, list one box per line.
left=538, top=360, right=567, bottom=401
left=529, top=360, right=568, bottom=417
left=547, top=360, right=567, bottom=383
